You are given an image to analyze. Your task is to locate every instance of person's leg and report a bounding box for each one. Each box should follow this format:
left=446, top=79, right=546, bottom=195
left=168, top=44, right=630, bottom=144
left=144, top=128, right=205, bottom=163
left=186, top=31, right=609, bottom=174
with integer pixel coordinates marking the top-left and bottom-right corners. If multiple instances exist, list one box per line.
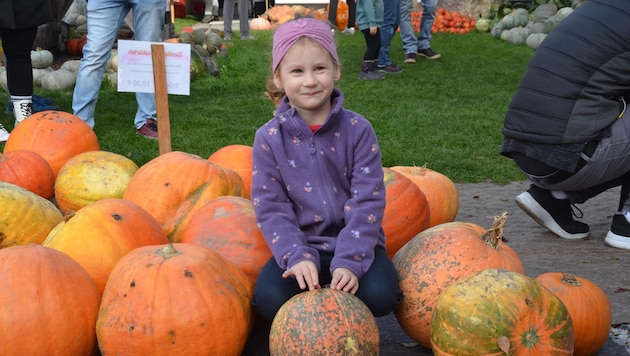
left=237, top=0, right=253, bottom=38
left=378, top=0, right=399, bottom=68
left=73, top=0, right=129, bottom=128
left=202, top=0, right=216, bottom=22
left=252, top=258, right=304, bottom=322
left=328, top=0, right=339, bottom=29
left=399, top=0, right=417, bottom=59
left=347, top=0, right=356, bottom=28
left=417, top=0, right=440, bottom=59
left=223, top=0, right=235, bottom=38
left=1, top=27, right=38, bottom=125
left=355, top=248, right=403, bottom=317
left=359, top=29, right=384, bottom=80
left=130, top=0, right=165, bottom=129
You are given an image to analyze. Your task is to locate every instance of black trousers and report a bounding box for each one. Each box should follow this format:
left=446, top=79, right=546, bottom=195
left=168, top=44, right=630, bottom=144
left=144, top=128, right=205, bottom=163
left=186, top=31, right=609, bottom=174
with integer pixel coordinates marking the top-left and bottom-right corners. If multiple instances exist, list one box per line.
left=362, top=28, right=381, bottom=61
left=0, top=27, right=38, bottom=96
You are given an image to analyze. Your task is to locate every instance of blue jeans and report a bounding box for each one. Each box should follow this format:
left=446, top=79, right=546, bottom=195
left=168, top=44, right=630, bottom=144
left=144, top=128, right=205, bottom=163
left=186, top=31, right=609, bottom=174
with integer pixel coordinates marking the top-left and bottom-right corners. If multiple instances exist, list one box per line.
left=417, top=0, right=437, bottom=50
left=72, top=0, right=165, bottom=129
left=378, top=0, right=401, bottom=67
left=399, top=0, right=416, bottom=55
left=253, top=247, right=403, bottom=322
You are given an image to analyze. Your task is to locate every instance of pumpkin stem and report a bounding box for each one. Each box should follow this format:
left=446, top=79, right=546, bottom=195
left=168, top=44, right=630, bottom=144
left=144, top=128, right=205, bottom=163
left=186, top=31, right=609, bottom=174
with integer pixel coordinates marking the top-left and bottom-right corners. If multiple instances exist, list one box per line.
left=481, top=211, right=508, bottom=248
left=157, top=243, right=181, bottom=258
left=560, top=273, right=582, bottom=286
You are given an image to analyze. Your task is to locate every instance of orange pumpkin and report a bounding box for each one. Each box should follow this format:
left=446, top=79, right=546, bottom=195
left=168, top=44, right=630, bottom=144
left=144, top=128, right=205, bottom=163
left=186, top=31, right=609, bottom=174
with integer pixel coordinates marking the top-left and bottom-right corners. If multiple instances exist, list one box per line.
left=123, top=151, right=246, bottom=242
left=0, top=181, right=63, bottom=249
left=0, top=150, right=55, bottom=199
left=0, top=244, right=101, bottom=355
left=382, top=167, right=431, bottom=258
left=97, top=243, right=254, bottom=356
left=431, top=269, right=574, bottom=355
left=54, top=150, right=139, bottom=214
left=43, top=198, right=169, bottom=294
left=327, top=0, right=349, bottom=30
left=181, top=195, right=272, bottom=290
left=3, top=110, right=100, bottom=178
left=535, top=272, right=611, bottom=356
left=66, top=36, right=87, bottom=57
left=392, top=213, right=525, bottom=348
left=390, top=165, right=459, bottom=227
left=269, top=288, right=380, bottom=355
left=208, top=144, right=253, bottom=199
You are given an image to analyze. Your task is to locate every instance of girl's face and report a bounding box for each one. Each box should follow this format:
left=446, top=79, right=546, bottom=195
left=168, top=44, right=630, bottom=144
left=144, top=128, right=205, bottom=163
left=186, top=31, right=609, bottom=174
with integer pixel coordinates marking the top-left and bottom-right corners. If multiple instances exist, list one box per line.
left=273, top=38, right=340, bottom=122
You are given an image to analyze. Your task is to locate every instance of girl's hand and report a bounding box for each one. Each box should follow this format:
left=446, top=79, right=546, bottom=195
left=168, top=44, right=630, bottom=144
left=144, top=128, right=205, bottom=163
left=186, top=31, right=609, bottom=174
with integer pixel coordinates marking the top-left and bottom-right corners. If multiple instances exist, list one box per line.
left=282, top=260, right=320, bottom=291
left=369, top=26, right=377, bottom=35
left=330, top=268, right=359, bottom=294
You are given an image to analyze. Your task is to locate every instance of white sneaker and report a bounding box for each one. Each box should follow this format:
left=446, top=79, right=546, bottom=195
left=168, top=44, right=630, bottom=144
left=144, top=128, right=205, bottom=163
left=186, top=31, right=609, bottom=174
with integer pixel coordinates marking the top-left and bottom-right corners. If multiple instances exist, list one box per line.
left=342, top=27, right=355, bottom=35
left=0, top=124, right=9, bottom=142
left=13, top=100, right=33, bottom=127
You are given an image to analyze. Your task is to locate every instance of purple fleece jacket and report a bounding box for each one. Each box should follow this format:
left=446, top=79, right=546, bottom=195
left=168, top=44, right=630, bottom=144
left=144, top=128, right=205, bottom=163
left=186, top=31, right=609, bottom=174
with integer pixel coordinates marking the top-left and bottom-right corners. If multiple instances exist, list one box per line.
left=251, top=89, right=387, bottom=279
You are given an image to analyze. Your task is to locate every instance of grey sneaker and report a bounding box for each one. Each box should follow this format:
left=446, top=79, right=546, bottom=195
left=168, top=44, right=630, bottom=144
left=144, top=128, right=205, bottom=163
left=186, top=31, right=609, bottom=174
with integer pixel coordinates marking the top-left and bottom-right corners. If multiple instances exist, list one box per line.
left=341, top=27, right=355, bottom=35
left=404, top=53, right=416, bottom=64
left=417, top=47, right=441, bottom=59
left=378, top=63, right=404, bottom=73
left=358, top=70, right=385, bottom=80
left=240, top=34, right=256, bottom=40
left=224, top=33, right=232, bottom=41
left=201, top=14, right=215, bottom=23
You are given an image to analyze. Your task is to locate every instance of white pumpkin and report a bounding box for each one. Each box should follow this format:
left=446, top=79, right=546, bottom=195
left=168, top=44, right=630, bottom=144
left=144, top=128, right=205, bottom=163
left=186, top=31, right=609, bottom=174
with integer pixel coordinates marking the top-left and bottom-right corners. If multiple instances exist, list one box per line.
left=40, top=69, right=77, bottom=91
left=60, top=60, right=82, bottom=73
left=31, top=49, right=54, bottom=69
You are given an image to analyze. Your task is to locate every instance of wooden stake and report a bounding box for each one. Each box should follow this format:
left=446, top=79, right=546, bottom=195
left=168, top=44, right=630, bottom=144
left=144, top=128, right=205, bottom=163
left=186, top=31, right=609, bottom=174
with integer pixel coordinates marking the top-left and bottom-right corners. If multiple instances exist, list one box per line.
left=151, top=43, right=172, bottom=155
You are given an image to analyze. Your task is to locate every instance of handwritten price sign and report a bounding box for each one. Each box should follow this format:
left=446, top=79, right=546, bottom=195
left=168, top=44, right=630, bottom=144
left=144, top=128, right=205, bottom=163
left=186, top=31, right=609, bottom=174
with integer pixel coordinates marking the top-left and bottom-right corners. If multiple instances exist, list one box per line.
left=117, top=40, right=191, bottom=96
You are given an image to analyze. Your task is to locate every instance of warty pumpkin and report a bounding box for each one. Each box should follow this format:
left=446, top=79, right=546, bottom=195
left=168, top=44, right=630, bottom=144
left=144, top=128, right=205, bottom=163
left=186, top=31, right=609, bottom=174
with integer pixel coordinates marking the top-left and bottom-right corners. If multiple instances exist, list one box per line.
left=431, top=268, right=574, bottom=355
left=123, top=151, right=246, bottom=242
left=0, top=150, right=55, bottom=199
left=0, top=244, right=101, bottom=355
left=392, top=213, right=525, bottom=348
left=269, top=287, right=380, bottom=356
left=535, top=272, right=611, bottom=356
left=97, top=243, right=254, bottom=356
left=43, top=198, right=169, bottom=294
left=3, top=110, right=100, bottom=178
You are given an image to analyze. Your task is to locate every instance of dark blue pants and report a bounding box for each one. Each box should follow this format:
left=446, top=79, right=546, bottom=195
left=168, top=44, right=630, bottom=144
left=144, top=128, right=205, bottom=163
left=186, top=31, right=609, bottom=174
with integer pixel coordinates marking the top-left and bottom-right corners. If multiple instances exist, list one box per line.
left=253, top=247, right=403, bottom=322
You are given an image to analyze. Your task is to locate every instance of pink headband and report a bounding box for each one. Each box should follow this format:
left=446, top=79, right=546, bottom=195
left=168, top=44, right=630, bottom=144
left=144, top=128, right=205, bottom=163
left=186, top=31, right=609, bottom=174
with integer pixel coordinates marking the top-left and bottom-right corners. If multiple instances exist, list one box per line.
left=272, top=17, right=339, bottom=72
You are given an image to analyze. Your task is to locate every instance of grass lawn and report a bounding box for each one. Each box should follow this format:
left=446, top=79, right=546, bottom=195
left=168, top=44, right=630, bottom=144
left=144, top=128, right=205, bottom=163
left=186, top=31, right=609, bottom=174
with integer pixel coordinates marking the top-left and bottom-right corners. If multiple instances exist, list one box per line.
left=0, top=22, right=534, bottom=184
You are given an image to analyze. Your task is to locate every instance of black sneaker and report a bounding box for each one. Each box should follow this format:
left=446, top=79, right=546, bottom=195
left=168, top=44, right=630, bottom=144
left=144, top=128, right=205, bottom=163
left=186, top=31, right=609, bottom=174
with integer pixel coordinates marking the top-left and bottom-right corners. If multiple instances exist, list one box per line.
left=377, top=63, right=404, bottom=73
left=417, top=47, right=441, bottom=60
left=404, top=53, right=416, bottom=64
left=515, top=185, right=589, bottom=239
left=605, top=213, right=630, bottom=249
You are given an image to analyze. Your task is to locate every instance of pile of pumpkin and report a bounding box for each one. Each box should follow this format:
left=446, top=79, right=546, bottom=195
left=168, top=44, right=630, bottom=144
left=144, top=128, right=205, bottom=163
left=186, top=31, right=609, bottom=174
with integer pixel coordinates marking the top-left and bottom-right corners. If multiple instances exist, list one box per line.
left=169, top=26, right=227, bottom=78
left=429, top=8, right=477, bottom=34
left=0, top=110, right=613, bottom=355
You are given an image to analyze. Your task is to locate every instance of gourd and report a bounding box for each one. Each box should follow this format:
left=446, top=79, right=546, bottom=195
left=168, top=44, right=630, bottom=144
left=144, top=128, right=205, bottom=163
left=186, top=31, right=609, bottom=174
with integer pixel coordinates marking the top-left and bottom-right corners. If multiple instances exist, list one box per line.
left=505, top=26, right=530, bottom=45
left=0, top=244, right=101, bottom=355
left=123, top=151, right=246, bottom=242
left=527, top=21, right=547, bottom=34
left=250, top=17, right=272, bottom=30
left=97, top=243, right=253, bottom=356
left=533, top=3, right=558, bottom=22
left=327, top=0, right=349, bottom=30
left=0, top=181, right=63, bottom=248
left=0, top=150, right=55, bottom=199
left=526, top=33, right=547, bottom=50
left=54, top=150, right=139, bottom=214
left=181, top=195, right=272, bottom=290
left=66, top=36, right=87, bottom=57
left=269, top=288, right=380, bottom=355
left=208, top=144, right=253, bottom=199
left=392, top=213, right=525, bottom=348
left=3, top=110, right=100, bottom=178
left=382, top=167, right=431, bottom=258
left=390, top=165, right=459, bottom=227
left=40, top=69, right=77, bottom=90
left=30, top=48, right=54, bottom=69
left=431, top=269, right=574, bottom=355
left=500, top=8, right=529, bottom=29
left=535, top=272, right=611, bottom=356
left=43, top=198, right=169, bottom=294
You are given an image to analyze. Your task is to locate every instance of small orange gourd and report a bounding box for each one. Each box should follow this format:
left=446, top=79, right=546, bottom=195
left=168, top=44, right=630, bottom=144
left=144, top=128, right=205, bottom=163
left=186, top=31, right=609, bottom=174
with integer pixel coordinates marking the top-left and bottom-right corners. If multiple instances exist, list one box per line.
left=0, top=150, right=55, bottom=199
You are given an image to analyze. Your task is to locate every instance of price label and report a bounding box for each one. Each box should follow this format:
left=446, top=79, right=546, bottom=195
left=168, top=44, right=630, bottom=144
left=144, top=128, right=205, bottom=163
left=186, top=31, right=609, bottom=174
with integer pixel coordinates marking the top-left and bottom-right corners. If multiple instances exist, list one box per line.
left=117, top=40, right=191, bottom=96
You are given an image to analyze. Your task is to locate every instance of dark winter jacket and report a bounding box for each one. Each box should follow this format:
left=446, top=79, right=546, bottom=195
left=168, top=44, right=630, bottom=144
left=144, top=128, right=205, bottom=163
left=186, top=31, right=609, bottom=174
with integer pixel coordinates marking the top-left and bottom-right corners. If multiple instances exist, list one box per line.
left=0, top=0, right=51, bottom=29
left=501, top=0, right=630, bottom=172
left=251, top=89, right=387, bottom=279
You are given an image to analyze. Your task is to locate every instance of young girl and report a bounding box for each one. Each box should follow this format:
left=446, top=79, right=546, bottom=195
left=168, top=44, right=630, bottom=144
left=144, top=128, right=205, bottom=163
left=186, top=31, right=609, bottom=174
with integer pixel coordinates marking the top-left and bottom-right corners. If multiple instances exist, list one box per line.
left=251, top=17, right=402, bottom=322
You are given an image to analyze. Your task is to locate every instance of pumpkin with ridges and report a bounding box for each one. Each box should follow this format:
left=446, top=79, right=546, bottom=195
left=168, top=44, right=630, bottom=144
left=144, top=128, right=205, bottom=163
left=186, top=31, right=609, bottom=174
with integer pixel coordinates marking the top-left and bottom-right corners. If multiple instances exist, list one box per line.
left=208, top=144, right=253, bottom=199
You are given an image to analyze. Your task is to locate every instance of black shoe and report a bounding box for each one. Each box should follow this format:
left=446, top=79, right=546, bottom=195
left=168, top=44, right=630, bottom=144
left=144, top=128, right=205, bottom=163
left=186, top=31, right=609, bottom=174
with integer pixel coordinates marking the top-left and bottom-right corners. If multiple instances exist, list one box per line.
left=515, top=185, right=589, bottom=239
left=377, top=63, right=404, bottom=73
left=417, top=47, right=441, bottom=59
left=404, top=53, right=416, bottom=64
left=605, top=213, right=630, bottom=249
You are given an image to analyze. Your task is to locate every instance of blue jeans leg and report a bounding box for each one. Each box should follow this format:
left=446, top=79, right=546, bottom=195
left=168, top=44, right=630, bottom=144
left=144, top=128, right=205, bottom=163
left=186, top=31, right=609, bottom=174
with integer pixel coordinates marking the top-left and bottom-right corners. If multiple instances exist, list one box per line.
left=399, top=0, right=417, bottom=55
left=417, top=0, right=437, bottom=50
left=378, top=0, right=401, bottom=67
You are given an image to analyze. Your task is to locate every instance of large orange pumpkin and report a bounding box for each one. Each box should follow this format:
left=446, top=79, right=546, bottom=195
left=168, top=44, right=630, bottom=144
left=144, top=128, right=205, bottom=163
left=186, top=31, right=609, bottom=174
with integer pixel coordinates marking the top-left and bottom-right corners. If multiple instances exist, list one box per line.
left=0, top=181, right=63, bottom=249
left=382, top=167, right=431, bottom=258
left=43, top=198, right=169, bottom=294
left=54, top=150, right=139, bottom=214
left=392, top=213, right=525, bottom=348
left=181, top=195, right=272, bottom=290
left=123, top=151, right=246, bottom=242
left=269, top=288, right=380, bottom=355
left=390, top=165, right=459, bottom=227
left=3, top=110, right=100, bottom=178
left=0, top=244, right=101, bottom=355
left=97, top=243, right=254, bottom=356
left=431, top=268, right=574, bottom=355
left=0, top=150, right=55, bottom=199
left=535, top=272, right=611, bottom=356
left=208, top=144, right=253, bottom=199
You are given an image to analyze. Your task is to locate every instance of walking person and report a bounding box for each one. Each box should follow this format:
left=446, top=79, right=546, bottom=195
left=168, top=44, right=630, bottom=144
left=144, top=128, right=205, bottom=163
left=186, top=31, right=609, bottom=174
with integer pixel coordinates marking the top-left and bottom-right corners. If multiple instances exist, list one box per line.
left=377, top=0, right=403, bottom=73
left=222, top=0, right=255, bottom=40
left=416, top=0, right=440, bottom=59
left=356, top=0, right=385, bottom=80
